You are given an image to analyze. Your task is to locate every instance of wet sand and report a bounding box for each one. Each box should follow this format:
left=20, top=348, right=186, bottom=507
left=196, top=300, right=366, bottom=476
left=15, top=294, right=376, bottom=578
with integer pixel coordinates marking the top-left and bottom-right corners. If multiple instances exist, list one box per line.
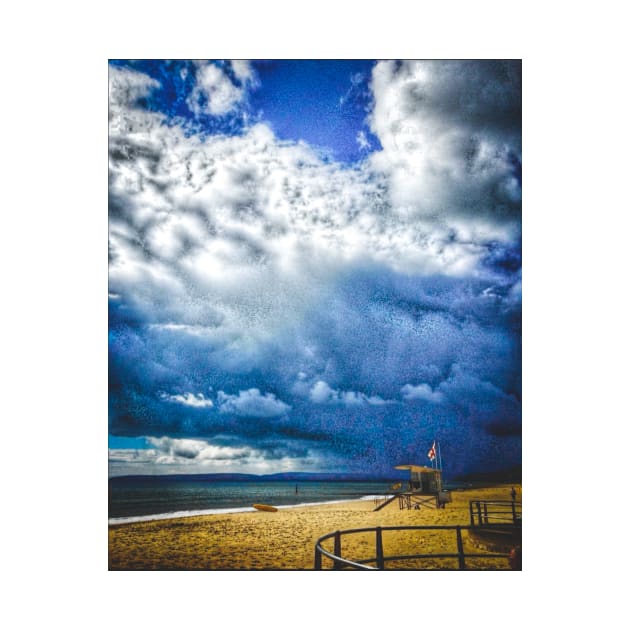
left=108, top=484, right=520, bottom=570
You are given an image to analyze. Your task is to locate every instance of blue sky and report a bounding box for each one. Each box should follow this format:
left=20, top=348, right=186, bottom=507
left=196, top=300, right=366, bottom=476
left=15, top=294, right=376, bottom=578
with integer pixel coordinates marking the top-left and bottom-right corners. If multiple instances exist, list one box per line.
left=109, top=59, right=380, bottom=161
left=108, top=60, right=521, bottom=478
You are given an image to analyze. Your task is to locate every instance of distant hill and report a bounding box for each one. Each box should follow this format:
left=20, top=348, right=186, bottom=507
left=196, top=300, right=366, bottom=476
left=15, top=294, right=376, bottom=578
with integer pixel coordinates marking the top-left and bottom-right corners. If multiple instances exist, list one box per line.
left=109, top=471, right=408, bottom=483
left=109, top=466, right=522, bottom=484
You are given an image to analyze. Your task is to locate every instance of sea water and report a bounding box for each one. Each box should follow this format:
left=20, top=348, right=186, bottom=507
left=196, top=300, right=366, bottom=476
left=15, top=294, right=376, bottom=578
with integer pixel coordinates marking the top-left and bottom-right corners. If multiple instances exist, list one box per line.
left=108, top=479, right=397, bottom=525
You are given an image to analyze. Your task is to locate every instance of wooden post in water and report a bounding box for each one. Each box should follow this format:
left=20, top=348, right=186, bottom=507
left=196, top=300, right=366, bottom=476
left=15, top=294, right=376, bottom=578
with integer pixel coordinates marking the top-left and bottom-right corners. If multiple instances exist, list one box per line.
left=333, top=531, right=342, bottom=570
left=375, top=527, right=385, bottom=569
left=456, top=526, right=466, bottom=570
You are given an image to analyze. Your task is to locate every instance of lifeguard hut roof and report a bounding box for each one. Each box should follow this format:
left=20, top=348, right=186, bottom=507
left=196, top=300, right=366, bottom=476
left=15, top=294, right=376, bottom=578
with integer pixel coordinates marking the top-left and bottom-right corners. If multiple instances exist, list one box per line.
left=395, top=464, right=440, bottom=473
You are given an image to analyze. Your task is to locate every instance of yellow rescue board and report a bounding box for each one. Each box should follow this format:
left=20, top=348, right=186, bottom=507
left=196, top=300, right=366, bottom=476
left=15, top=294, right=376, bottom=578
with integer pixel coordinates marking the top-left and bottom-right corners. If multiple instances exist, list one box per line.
left=252, top=504, right=278, bottom=512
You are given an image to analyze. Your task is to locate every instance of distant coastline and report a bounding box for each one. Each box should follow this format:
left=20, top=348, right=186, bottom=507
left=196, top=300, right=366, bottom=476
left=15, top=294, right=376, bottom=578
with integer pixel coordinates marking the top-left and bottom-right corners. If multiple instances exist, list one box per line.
left=108, top=466, right=521, bottom=483
left=109, top=471, right=405, bottom=482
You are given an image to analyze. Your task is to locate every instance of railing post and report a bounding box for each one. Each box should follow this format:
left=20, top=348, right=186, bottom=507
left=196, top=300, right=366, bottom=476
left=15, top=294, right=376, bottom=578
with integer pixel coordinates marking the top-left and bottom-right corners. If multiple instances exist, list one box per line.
left=375, top=527, right=385, bottom=569
left=456, top=526, right=466, bottom=570
left=483, top=502, right=488, bottom=524
left=333, top=531, right=342, bottom=570
left=469, top=501, right=474, bottom=526
left=512, top=501, right=517, bottom=524
left=314, top=545, right=322, bottom=570
left=476, top=501, right=482, bottom=526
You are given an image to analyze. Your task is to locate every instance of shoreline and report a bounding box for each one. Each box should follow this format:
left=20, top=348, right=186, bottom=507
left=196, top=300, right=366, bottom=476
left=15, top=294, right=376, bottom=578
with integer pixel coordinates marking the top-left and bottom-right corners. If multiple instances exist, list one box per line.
left=109, top=484, right=521, bottom=570
left=108, top=495, right=391, bottom=526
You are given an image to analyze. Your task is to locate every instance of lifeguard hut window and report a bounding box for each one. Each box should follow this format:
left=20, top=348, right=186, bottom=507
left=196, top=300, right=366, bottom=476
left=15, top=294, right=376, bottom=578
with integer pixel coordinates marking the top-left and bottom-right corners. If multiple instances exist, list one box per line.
left=397, top=465, right=442, bottom=494
left=421, top=471, right=441, bottom=493
left=410, top=471, right=422, bottom=490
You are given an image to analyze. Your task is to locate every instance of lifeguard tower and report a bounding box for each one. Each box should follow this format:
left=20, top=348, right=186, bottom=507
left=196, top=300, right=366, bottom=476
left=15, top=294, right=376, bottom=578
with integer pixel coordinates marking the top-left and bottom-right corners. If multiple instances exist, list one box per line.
left=373, top=463, right=452, bottom=511
left=396, top=464, right=442, bottom=493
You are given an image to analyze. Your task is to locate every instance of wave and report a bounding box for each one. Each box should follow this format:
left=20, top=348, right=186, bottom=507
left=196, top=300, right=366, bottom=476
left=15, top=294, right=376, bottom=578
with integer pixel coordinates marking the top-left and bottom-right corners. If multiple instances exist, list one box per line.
left=360, top=494, right=393, bottom=501
left=108, top=495, right=393, bottom=526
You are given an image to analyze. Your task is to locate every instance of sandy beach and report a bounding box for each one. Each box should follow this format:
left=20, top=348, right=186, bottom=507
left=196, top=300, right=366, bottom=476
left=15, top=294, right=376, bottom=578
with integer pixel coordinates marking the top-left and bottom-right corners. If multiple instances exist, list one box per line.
left=108, top=484, right=521, bottom=570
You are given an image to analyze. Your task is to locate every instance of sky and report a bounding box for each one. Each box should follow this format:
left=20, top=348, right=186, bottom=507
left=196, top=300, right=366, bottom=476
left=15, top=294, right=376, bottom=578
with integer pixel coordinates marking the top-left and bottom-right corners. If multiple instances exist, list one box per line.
left=108, top=59, right=521, bottom=478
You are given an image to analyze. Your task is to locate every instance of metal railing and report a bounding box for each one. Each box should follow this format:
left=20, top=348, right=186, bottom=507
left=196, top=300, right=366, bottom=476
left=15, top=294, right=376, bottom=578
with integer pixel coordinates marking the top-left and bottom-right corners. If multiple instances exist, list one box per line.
left=469, top=500, right=522, bottom=526
left=314, top=524, right=515, bottom=570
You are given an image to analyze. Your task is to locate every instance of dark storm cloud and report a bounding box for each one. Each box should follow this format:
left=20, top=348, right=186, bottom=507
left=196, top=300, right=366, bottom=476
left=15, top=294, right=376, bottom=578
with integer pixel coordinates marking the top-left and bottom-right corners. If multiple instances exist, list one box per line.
left=109, top=268, right=520, bottom=474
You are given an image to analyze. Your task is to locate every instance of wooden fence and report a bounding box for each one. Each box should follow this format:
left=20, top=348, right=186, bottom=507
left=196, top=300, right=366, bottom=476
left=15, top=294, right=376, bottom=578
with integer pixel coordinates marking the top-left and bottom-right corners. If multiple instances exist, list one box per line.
left=469, top=500, right=522, bottom=526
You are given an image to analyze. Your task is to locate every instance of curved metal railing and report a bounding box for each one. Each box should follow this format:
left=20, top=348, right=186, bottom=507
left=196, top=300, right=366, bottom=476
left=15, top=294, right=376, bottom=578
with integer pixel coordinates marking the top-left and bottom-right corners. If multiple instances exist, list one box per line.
left=314, top=524, right=517, bottom=570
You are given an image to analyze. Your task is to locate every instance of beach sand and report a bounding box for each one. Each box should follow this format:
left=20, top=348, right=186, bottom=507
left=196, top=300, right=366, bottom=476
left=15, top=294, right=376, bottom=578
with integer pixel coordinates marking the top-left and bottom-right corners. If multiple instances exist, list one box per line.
left=108, top=484, right=521, bottom=570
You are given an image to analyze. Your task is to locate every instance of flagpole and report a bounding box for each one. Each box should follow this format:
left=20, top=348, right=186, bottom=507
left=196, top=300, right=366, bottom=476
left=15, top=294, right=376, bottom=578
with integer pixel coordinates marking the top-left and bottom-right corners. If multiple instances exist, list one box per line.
left=438, top=440, right=442, bottom=474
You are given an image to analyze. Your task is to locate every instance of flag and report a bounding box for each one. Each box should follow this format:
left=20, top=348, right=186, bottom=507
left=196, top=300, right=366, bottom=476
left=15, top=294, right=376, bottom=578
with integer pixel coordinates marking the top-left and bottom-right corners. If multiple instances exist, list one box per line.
left=427, top=441, right=436, bottom=461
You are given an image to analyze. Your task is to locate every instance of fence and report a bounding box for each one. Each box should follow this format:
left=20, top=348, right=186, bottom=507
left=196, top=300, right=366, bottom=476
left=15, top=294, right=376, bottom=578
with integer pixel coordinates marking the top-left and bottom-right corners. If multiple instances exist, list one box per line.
left=469, top=500, right=522, bottom=526
left=314, top=524, right=516, bottom=570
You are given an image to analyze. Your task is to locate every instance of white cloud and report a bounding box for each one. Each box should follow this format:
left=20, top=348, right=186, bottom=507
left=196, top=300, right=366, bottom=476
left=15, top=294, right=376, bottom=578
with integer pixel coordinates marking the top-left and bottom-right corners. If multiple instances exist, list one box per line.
left=368, top=60, right=521, bottom=240
left=147, top=436, right=247, bottom=460
left=108, top=65, right=162, bottom=135
left=108, top=448, right=160, bottom=465
left=356, top=130, right=371, bottom=150
left=188, top=63, right=244, bottom=116
left=109, top=65, right=510, bottom=296
left=230, top=60, right=254, bottom=84
left=309, top=380, right=391, bottom=406
left=309, top=380, right=337, bottom=404
left=217, top=388, right=291, bottom=417
left=108, top=437, right=327, bottom=476
left=400, top=383, right=444, bottom=403
left=160, top=392, right=214, bottom=408
left=108, top=65, right=160, bottom=109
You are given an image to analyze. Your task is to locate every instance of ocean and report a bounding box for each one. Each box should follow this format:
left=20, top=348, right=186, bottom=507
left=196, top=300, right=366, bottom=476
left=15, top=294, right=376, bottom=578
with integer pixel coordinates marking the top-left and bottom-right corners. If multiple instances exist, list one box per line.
left=108, top=478, right=398, bottom=525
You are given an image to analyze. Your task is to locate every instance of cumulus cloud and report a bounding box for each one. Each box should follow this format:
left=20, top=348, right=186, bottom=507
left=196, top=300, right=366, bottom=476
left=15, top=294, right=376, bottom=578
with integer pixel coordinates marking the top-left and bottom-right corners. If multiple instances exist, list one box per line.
left=147, top=436, right=248, bottom=460
left=108, top=436, right=327, bottom=476
left=368, top=60, right=521, bottom=240
left=309, top=380, right=391, bottom=406
left=230, top=60, right=255, bottom=84
left=108, top=63, right=512, bottom=292
left=187, top=62, right=247, bottom=116
left=160, top=392, right=214, bottom=408
left=108, top=65, right=163, bottom=136
left=400, top=383, right=444, bottom=403
left=217, top=388, right=291, bottom=417
left=108, top=65, right=160, bottom=110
